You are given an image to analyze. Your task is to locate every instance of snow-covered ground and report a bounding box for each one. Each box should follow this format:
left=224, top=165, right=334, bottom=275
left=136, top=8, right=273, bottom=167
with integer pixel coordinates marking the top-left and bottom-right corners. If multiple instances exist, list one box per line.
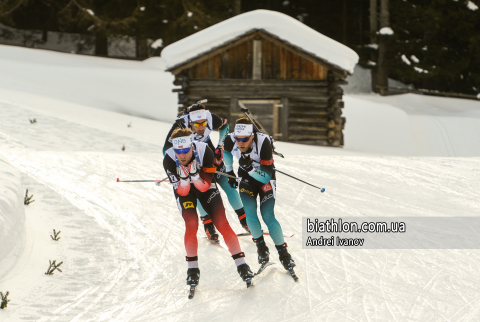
left=1, top=44, right=480, bottom=321
left=0, top=155, right=25, bottom=280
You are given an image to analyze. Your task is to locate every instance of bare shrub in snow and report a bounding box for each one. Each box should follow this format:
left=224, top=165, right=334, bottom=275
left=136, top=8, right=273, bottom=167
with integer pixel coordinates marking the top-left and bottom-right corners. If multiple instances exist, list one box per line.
left=50, top=229, right=61, bottom=241
left=0, top=291, right=10, bottom=309
left=24, top=189, right=35, bottom=205
left=45, top=260, right=63, bottom=275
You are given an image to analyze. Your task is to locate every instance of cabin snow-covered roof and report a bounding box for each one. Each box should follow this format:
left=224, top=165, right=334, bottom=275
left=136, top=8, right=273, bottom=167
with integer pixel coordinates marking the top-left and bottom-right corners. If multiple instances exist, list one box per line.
left=161, top=9, right=359, bottom=75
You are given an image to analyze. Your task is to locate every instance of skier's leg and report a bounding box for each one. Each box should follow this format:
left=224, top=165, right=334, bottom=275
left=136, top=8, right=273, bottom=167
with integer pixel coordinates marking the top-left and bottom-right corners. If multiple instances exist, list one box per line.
left=199, top=188, right=254, bottom=283
left=197, top=200, right=207, bottom=217
left=216, top=170, right=244, bottom=210
left=238, top=180, right=262, bottom=238
left=197, top=200, right=219, bottom=241
left=199, top=188, right=242, bottom=256
left=216, top=172, right=249, bottom=231
left=176, top=195, right=199, bottom=259
left=258, top=181, right=295, bottom=270
left=258, top=180, right=285, bottom=246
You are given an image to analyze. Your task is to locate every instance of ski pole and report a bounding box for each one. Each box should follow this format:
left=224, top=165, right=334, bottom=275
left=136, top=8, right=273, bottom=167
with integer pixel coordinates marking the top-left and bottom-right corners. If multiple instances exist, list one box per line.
left=215, top=171, right=242, bottom=182
left=275, top=169, right=325, bottom=192
left=116, top=177, right=169, bottom=183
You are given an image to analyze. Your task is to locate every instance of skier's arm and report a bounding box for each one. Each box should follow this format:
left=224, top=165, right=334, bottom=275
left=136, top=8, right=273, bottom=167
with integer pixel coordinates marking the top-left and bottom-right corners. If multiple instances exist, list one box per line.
left=162, top=122, right=180, bottom=156
left=211, top=113, right=229, bottom=147
left=191, top=147, right=215, bottom=192
left=163, top=154, right=191, bottom=196
left=248, top=139, right=274, bottom=184
left=223, top=135, right=235, bottom=173
left=222, top=135, right=239, bottom=188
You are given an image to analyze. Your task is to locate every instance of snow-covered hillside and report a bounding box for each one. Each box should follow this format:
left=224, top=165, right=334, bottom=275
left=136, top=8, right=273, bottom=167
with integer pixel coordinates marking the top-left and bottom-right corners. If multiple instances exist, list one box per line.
left=1, top=44, right=480, bottom=321
left=0, top=155, right=25, bottom=280
left=0, top=45, right=177, bottom=122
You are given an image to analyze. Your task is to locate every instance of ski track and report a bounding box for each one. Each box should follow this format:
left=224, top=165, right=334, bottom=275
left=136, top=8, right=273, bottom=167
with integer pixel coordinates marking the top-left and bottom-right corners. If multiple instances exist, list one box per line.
left=1, top=101, right=480, bottom=321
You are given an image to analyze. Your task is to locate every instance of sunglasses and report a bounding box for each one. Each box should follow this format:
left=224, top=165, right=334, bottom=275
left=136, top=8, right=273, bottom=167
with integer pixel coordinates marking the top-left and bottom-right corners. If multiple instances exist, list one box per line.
left=174, top=147, right=191, bottom=154
left=192, top=121, right=207, bottom=127
left=235, top=136, right=252, bottom=142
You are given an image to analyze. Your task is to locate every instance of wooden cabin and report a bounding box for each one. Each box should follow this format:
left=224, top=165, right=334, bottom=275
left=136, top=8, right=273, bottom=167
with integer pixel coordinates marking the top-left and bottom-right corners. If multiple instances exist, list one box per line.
left=162, top=10, right=358, bottom=147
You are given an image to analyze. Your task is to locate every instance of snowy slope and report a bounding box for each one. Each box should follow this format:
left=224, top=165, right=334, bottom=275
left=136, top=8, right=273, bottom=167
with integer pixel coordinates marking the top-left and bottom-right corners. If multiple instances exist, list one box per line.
left=0, top=45, right=177, bottom=122
left=344, top=94, right=480, bottom=156
left=1, top=45, right=480, bottom=321
left=0, top=155, right=25, bottom=280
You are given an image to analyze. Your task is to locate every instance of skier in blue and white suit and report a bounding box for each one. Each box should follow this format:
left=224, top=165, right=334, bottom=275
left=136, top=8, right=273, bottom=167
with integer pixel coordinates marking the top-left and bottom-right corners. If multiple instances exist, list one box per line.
left=163, top=104, right=249, bottom=241
left=222, top=117, right=296, bottom=271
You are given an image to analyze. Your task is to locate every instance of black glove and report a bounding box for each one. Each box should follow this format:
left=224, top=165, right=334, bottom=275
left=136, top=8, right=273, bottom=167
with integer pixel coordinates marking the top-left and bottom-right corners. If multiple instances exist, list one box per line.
left=239, top=155, right=253, bottom=172
left=227, top=170, right=238, bottom=189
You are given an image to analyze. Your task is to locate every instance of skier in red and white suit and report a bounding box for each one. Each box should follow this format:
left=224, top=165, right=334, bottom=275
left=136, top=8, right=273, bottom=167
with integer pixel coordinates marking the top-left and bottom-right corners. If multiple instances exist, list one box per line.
left=163, top=127, right=254, bottom=286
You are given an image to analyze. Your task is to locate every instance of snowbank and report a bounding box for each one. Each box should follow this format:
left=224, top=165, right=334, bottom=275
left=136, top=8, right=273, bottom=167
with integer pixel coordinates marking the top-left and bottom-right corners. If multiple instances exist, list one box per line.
left=346, top=93, right=480, bottom=157
left=0, top=155, right=26, bottom=278
left=343, top=65, right=409, bottom=94
left=0, top=45, right=177, bottom=123
left=161, top=9, right=359, bottom=74
left=343, top=96, right=419, bottom=155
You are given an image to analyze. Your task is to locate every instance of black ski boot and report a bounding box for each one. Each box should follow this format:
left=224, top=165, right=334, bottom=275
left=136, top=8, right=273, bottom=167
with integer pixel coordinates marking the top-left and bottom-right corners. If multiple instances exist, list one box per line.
left=253, top=236, right=270, bottom=264
left=276, top=243, right=296, bottom=270
left=186, top=267, right=200, bottom=285
left=235, top=208, right=250, bottom=233
left=201, top=215, right=219, bottom=241
left=232, top=252, right=254, bottom=287
left=237, top=263, right=254, bottom=281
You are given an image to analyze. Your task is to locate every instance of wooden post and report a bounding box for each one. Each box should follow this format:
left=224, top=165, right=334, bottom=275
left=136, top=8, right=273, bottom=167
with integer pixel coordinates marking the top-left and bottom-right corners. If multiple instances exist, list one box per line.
left=273, top=100, right=279, bottom=139
left=253, top=40, right=262, bottom=80
left=280, top=98, right=289, bottom=142
left=370, top=0, right=378, bottom=92
left=377, top=0, right=390, bottom=93
left=229, top=98, right=238, bottom=129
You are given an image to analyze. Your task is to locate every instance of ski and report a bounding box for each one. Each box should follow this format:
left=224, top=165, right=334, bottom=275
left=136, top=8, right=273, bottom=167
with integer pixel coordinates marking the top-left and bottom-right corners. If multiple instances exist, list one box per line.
left=236, top=232, right=295, bottom=238
left=288, top=267, right=299, bottom=282
left=188, top=284, right=197, bottom=299
left=245, top=278, right=253, bottom=288
left=255, top=261, right=275, bottom=275
left=200, top=236, right=229, bottom=250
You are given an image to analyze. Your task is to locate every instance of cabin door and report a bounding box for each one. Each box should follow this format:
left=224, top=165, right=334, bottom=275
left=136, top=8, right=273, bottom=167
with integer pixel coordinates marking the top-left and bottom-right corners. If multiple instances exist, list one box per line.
left=236, top=100, right=282, bottom=140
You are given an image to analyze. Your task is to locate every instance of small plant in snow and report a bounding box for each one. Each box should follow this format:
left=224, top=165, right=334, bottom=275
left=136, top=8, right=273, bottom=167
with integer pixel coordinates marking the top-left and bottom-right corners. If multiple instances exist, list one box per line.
left=24, top=189, right=35, bottom=205
left=45, top=260, right=63, bottom=275
left=29, top=118, right=37, bottom=124
left=122, top=144, right=126, bottom=151
left=50, top=229, right=61, bottom=241
left=0, top=291, right=10, bottom=309
left=127, top=122, right=132, bottom=127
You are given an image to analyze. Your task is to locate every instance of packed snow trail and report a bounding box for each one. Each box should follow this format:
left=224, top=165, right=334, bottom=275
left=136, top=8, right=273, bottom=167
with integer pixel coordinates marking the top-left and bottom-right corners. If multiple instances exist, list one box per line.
left=1, top=101, right=480, bottom=321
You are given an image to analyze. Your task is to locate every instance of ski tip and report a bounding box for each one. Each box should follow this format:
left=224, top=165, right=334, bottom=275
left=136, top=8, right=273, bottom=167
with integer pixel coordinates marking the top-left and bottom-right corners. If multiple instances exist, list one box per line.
left=321, top=188, right=325, bottom=193
left=116, top=178, right=120, bottom=182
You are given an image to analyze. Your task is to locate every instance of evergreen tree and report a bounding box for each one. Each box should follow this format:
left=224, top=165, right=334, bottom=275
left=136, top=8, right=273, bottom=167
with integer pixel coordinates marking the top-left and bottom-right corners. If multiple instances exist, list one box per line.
left=361, top=0, right=480, bottom=95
